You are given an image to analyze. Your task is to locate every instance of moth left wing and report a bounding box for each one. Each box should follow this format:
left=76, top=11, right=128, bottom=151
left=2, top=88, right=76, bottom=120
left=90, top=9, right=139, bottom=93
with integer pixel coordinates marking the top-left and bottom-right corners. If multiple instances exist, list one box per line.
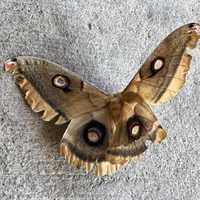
left=123, top=23, right=200, bottom=105
left=4, top=56, right=108, bottom=124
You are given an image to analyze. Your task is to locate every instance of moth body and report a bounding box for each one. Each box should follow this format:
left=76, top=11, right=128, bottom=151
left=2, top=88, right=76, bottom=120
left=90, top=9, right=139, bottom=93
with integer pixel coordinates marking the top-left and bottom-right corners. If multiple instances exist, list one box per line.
left=4, top=22, right=200, bottom=176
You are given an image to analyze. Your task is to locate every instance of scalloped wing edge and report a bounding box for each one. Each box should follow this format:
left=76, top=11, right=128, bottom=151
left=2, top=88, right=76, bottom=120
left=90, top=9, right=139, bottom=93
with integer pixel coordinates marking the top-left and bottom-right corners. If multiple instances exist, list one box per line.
left=17, top=76, right=69, bottom=125
left=59, top=142, right=144, bottom=176
left=154, top=52, right=191, bottom=103
left=154, top=24, right=200, bottom=103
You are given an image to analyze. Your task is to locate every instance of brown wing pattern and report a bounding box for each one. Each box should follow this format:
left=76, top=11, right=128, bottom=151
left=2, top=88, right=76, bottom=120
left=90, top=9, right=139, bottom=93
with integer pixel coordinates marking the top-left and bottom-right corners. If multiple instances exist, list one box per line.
left=4, top=56, right=108, bottom=124
left=124, top=23, right=200, bottom=105
left=59, top=93, right=166, bottom=176
left=4, top=22, right=199, bottom=176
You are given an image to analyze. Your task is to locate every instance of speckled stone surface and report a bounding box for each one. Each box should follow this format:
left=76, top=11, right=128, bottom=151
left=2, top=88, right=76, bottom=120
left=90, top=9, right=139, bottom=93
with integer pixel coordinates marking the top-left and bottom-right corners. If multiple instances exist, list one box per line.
left=1, top=0, right=200, bottom=199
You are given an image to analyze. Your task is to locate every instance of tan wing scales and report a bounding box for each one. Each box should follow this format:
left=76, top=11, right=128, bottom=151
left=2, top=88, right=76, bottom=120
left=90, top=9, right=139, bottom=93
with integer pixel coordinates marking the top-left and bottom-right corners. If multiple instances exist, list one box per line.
left=124, top=23, right=200, bottom=105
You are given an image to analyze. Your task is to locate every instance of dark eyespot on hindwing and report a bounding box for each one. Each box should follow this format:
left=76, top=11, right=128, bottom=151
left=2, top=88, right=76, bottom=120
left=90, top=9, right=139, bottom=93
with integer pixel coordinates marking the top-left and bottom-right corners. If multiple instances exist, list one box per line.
left=127, top=116, right=142, bottom=140
left=82, top=120, right=106, bottom=147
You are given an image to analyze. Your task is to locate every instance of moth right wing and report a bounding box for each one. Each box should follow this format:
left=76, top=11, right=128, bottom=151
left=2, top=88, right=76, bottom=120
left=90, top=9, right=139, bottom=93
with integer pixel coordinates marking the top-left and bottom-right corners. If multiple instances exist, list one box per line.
left=123, top=23, right=200, bottom=105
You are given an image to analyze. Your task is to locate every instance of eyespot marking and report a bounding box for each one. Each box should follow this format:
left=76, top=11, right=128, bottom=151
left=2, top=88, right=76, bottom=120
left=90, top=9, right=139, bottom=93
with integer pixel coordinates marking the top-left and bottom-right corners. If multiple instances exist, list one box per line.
left=83, top=120, right=106, bottom=146
left=127, top=116, right=142, bottom=140
left=149, top=57, right=165, bottom=77
left=87, top=128, right=101, bottom=143
left=130, top=124, right=140, bottom=137
left=153, top=58, right=164, bottom=70
left=52, top=75, right=70, bottom=89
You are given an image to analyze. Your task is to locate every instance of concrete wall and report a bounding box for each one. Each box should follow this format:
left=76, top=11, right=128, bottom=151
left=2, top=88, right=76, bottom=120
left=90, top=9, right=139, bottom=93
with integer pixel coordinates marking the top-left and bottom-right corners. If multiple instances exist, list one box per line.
left=0, top=0, right=200, bottom=199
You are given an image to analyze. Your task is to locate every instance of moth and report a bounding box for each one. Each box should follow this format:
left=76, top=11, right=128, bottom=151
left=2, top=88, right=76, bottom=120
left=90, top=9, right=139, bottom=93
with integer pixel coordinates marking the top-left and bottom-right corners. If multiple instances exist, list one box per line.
left=4, top=23, right=200, bottom=176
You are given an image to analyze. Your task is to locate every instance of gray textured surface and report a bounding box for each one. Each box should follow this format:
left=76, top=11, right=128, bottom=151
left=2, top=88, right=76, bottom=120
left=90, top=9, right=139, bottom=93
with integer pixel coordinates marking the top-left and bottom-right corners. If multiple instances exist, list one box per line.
left=1, top=0, right=200, bottom=199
